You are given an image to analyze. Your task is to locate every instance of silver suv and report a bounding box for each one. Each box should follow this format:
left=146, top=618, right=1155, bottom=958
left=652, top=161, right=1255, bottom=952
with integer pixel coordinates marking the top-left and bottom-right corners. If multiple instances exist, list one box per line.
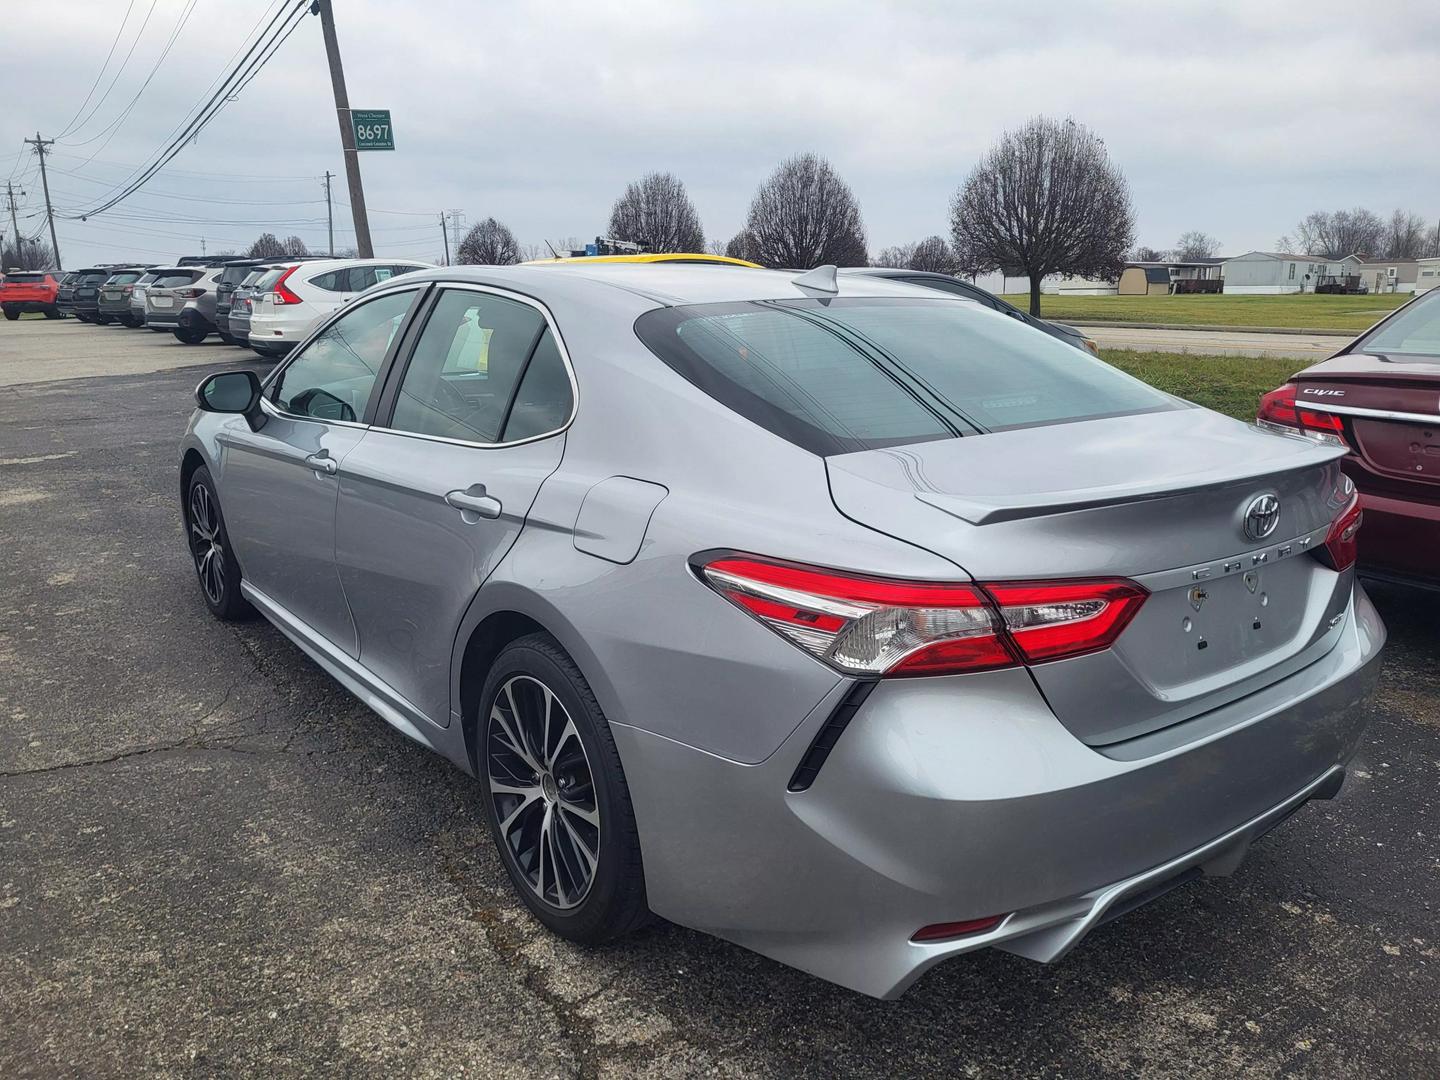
left=145, top=266, right=224, bottom=343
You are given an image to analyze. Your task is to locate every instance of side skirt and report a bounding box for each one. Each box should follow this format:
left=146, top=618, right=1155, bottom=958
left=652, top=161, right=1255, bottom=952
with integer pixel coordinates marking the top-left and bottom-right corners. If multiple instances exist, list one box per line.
left=240, top=580, right=448, bottom=753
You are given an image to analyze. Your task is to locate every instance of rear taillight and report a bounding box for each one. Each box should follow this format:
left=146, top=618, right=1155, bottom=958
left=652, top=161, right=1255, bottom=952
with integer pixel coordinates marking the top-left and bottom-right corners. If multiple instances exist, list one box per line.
left=699, top=556, right=1146, bottom=677
left=1257, top=385, right=1348, bottom=447
left=272, top=266, right=303, bottom=305
left=122, top=285, right=133, bottom=294
left=176, top=287, right=204, bottom=299
left=1316, top=487, right=1363, bottom=572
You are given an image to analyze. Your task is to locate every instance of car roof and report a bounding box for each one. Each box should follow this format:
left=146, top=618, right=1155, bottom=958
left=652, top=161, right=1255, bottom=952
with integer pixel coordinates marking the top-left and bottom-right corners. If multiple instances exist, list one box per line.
left=391, top=262, right=944, bottom=308
left=526, top=253, right=762, bottom=269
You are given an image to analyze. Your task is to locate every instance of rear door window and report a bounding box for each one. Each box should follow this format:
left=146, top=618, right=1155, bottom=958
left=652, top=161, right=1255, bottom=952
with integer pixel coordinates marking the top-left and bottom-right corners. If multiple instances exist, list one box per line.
left=635, top=297, right=1178, bottom=455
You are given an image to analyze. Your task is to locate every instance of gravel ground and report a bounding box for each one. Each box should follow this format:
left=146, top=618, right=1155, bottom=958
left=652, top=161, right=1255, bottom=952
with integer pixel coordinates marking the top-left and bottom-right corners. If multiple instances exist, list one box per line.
left=2, top=320, right=1436, bottom=1078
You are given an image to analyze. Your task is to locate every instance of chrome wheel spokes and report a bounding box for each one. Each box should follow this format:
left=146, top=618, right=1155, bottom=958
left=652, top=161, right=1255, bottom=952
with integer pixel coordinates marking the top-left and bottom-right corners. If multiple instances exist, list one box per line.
left=487, top=674, right=600, bottom=910
left=188, top=484, right=225, bottom=604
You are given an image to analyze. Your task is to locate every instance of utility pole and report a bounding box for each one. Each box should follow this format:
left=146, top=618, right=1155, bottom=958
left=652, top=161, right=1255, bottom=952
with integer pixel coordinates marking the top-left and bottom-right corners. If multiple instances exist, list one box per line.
left=5, top=182, right=21, bottom=256
left=24, top=133, right=61, bottom=269
left=316, top=0, right=373, bottom=258
left=323, top=170, right=335, bottom=256
left=439, top=212, right=450, bottom=265
left=200, top=237, right=207, bottom=257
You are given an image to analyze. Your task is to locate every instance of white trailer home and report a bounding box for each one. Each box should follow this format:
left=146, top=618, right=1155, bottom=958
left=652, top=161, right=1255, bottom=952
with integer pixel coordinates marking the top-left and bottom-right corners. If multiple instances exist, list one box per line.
left=1220, top=251, right=1334, bottom=294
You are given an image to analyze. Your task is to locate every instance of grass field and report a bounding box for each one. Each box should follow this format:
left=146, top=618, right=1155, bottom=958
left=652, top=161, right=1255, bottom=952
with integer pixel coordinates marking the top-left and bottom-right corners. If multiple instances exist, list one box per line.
left=1100, top=349, right=1298, bottom=420
left=999, top=292, right=1410, bottom=332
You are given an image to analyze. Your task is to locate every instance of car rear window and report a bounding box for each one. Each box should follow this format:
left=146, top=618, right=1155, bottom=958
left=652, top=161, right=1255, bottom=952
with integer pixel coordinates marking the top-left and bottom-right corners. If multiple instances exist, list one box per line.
left=6, top=272, right=45, bottom=283
left=1353, top=291, right=1440, bottom=358
left=240, top=269, right=270, bottom=287
left=80, top=271, right=111, bottom=283
left=135, top=272, right=157, bottom=285
left=106, top=271, right=142, bottom=285
left=152, top=270, right=202, bottom=288
left=635, top=297, right=1179, bottom=455
left=220, top=265, right=258, bottom=285
left=254, top=268, right=287, bottom=290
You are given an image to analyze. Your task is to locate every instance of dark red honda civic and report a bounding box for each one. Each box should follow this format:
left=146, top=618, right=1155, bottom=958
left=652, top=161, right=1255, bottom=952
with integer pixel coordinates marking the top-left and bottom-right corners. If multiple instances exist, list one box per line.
left=1258, top=288, right=1440, bottom=589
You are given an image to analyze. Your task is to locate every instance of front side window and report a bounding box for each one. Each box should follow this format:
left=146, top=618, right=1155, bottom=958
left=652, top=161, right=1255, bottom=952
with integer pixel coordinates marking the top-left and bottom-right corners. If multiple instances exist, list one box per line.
left=389, top=289, right=560, bottom=443
left=273, top=289, right=417, bottom=422
left=635, top=297, right=1178, bottom=455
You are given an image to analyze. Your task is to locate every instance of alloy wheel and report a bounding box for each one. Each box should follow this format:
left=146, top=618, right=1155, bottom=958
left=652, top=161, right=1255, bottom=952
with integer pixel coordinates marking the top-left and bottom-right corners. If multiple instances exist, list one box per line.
left=487, top=674, right=600, bottom=910
left=187, top=483, right=225, bottom=605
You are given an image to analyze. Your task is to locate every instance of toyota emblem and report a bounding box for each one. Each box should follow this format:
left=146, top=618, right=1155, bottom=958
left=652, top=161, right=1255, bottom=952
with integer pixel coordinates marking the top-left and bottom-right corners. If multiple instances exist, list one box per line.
left=1243, top=493, right=1281, bottom=541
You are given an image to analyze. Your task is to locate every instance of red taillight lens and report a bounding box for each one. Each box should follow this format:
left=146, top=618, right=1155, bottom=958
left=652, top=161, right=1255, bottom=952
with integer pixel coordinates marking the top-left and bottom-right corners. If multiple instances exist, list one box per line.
left=912, top=915, right=1007, bottom=942
left=176, top=287, right=204, bottom=299
left=1317, top=491, right=1363, bottom=572
left=1257, top=384, right=1347, bottom=447
left=699, top=557, right=1147, bottom=677
left=122, top=285, right=133, bottom=294
left=272, top=266, right=303, bottom=305
left=984, top=579, right=1149, bottom=663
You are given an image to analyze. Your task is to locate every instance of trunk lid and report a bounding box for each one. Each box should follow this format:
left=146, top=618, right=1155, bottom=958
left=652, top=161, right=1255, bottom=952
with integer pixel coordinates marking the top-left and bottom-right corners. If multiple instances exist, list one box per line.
left=1297, top=352, right=1440, bottom=485
left=826, top=408, right=1354, bottom=745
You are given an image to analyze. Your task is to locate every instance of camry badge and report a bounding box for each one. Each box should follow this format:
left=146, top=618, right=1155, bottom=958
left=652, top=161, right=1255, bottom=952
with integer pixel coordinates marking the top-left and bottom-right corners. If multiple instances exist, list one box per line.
left=1188, top=586, right=1208, bottom=611
left=1242, top=494, right=1281, bottom=542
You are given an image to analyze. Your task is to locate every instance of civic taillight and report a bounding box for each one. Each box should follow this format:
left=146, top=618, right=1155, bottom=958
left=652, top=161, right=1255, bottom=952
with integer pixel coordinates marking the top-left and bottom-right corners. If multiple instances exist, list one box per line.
left=1257, top=385, right=1347, bottom=447
left=1316, top=487, right=1363, bottom=572
left=698, top=556, right=1146, bottom=677
left=272, top=266, right=303, bottom=305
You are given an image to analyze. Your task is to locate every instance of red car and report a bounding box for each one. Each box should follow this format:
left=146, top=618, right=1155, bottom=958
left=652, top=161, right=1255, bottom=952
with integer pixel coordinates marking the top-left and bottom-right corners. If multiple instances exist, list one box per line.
left=1258, top=287, right=1440, bottom=589
left=1, top=269, right=65, bottom=320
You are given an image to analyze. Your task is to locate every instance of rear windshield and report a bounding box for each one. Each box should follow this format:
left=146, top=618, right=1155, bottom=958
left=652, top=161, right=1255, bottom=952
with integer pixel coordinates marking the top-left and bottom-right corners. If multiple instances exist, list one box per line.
left=1354, top=290, right=1440, bottom=358
left=253, top=267, right=287, bottom=290
left=106, top=271, right=142, bottom=285
left=5, top=272, right=45, bottom=283
left=240, top=269, right=271, bottom=287
left=152, top=270, right=202, bottom=288
left=635, top=297, right=1178, bottom=455
left=135, top=272, right=157, bottom=285
left=80, top=271, right=111, bottom=283
left=220, top=265, right=258, bottom=285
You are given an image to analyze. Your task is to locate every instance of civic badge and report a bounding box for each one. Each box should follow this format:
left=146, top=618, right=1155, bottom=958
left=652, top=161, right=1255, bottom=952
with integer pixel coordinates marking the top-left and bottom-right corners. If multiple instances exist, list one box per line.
left=1242, top=493, right=1281, bottom=542
left=1243, top=571, right=1259, bottom=593
left=1188, top=586, right=1208, bottom=611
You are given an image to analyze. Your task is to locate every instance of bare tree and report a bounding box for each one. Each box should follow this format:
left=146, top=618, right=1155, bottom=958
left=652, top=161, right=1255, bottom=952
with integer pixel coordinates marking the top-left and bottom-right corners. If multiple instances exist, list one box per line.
left=1426, top=221, right=1440, bottom=260
left=245, top=233, right=286, bottom=258
left=281, top=235, right=309, bottom=258
left=705, top=238, right=728, bottom=256
left=874, top=236, right=956, bottom=274
left=1, top=238, right=57, bottom=270
left=1132, top=245, right=1167, bottom=262
left=456, top=217, right=521, bottom=265
left=606, top=172, right=706, bottom=254
left=1288, top=208, right=1385, bottom=257
left=874, top=242, right=915, bottom=268
left=1382, top=210, right=1427, bottom=260
left=743, top=153, right=868, bottom=269
left=518, top=242, right=546, bottom=263
left=1173, top=231, right=1220, bottom=260
left=724, top=228, right=761, bottom=264
left=950, top=116, right=1133, bottom=315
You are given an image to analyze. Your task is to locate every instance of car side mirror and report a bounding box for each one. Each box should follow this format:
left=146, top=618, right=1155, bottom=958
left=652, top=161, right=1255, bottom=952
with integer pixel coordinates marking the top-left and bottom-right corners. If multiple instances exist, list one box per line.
left=195, top=370, right=266, bottom=431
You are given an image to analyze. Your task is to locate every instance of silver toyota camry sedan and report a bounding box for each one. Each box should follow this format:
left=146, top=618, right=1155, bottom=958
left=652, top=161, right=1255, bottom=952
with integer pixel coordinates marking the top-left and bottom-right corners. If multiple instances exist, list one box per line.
left=178, top=262, right=1384, bottom=998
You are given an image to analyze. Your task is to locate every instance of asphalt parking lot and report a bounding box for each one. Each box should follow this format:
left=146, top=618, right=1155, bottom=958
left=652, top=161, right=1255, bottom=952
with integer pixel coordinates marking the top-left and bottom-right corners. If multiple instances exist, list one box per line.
left=2, top=318, right=1437, bottom=1078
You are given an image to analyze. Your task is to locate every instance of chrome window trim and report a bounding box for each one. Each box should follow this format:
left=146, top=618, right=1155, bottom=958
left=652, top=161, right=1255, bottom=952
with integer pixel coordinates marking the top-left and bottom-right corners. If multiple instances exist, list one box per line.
left=1300, top=400, right=1440, bottom=425
left=261, top=283, right=427, bottom=422
left=368, top=280, right=579, bottom=450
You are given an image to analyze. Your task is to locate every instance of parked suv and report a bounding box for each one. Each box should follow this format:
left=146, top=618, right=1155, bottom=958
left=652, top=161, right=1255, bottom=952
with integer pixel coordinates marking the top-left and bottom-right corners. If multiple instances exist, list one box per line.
left=68, top=267, right=119, bottom=323
left=145, top=266, right=225, bottom=343
left=213, top=258, right=284, bottom=344
left=126, top=269, right=163, bottom=327
left=56, top=271, right=82, bottom=318
left=226, top=264, right=282, bottom=347
left=0, top=270, right=65, bottom=319
left=246, top=257, right=431, bottom=357
left=97, top=267, right=152, bottom=327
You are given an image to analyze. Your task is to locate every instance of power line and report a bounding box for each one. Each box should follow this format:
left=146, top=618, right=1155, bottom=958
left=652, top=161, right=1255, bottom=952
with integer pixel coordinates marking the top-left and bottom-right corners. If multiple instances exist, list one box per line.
left=52, top=0, right=139, bottom=140
left=57, top=0, right=161, bottom=145
left=67, top=0, right=311, bottom=219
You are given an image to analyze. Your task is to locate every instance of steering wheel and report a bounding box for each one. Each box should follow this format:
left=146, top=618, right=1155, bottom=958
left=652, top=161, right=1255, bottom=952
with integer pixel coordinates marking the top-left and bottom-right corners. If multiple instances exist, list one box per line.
left=433, top=376, right=471, bottom=416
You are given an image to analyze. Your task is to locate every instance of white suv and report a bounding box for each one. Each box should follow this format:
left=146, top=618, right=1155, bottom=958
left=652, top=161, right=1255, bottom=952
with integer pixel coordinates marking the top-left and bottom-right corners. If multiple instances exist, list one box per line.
left=246, top=258, right=432, bottom=356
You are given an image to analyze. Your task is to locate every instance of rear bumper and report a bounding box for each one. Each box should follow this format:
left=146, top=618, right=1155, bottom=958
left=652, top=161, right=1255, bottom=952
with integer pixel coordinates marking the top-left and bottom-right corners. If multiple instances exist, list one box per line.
left=246, top=310, right=314, bottom=343
left=1, top=298, right=57, bottom=312
left=611, top=584, right=1385, bottom=999
left=1356, top=489, right=1440, bottom=586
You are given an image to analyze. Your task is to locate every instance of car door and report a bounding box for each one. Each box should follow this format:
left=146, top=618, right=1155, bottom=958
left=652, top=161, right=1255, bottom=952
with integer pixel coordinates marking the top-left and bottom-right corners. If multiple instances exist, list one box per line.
left=333, top=285, right=575, bottom=725
left=216, top=286, right=422, bottom=655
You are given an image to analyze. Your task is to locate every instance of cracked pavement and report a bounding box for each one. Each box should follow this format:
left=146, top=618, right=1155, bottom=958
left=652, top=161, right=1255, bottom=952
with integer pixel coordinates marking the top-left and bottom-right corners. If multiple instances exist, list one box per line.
left=1, top=323, right=1438, bottom=1078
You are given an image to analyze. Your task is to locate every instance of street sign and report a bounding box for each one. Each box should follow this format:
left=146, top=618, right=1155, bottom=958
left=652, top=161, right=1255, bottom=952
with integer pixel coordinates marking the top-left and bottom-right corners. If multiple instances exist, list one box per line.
left=351, top=109, right=394, bottom=151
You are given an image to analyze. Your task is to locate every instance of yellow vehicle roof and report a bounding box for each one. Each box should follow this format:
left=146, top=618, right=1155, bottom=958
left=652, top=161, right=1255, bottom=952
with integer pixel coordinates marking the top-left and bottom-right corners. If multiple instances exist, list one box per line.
left=524, top=252, right=762, bottom=269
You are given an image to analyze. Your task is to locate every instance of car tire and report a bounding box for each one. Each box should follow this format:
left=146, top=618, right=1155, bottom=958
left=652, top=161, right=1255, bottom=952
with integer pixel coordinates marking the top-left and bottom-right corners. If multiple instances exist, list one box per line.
left=2, top=307, right=18, bottom=321
left=185, top=466, right=252, bottom=621
left=478, top=633, right=650, bottom=944
left=218, top=330, right=237, bottom=345
left=44, top=307, right=63, bottom=320
left=174, top=327, right=207, bottom=345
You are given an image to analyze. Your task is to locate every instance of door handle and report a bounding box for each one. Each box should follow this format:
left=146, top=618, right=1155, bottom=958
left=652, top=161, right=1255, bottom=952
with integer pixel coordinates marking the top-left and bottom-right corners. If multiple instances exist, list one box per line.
left=446, top=485, right=502, bottom=520
left=304, top=452, right=338, bottom=475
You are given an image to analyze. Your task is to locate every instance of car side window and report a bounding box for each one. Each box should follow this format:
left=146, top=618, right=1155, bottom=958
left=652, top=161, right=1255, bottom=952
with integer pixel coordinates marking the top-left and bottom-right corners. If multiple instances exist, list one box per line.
left=501, top=329, right=573, bottom=441
left=308, top=269, right=347, bottom=292
left=273, top=289, right=417, bottom=423
left=389, top=289, right=550, bottom=443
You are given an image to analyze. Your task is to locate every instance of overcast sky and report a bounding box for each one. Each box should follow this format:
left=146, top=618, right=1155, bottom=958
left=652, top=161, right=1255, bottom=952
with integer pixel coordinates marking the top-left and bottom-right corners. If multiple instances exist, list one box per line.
left=4, top=0, right=1438, bottom=269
